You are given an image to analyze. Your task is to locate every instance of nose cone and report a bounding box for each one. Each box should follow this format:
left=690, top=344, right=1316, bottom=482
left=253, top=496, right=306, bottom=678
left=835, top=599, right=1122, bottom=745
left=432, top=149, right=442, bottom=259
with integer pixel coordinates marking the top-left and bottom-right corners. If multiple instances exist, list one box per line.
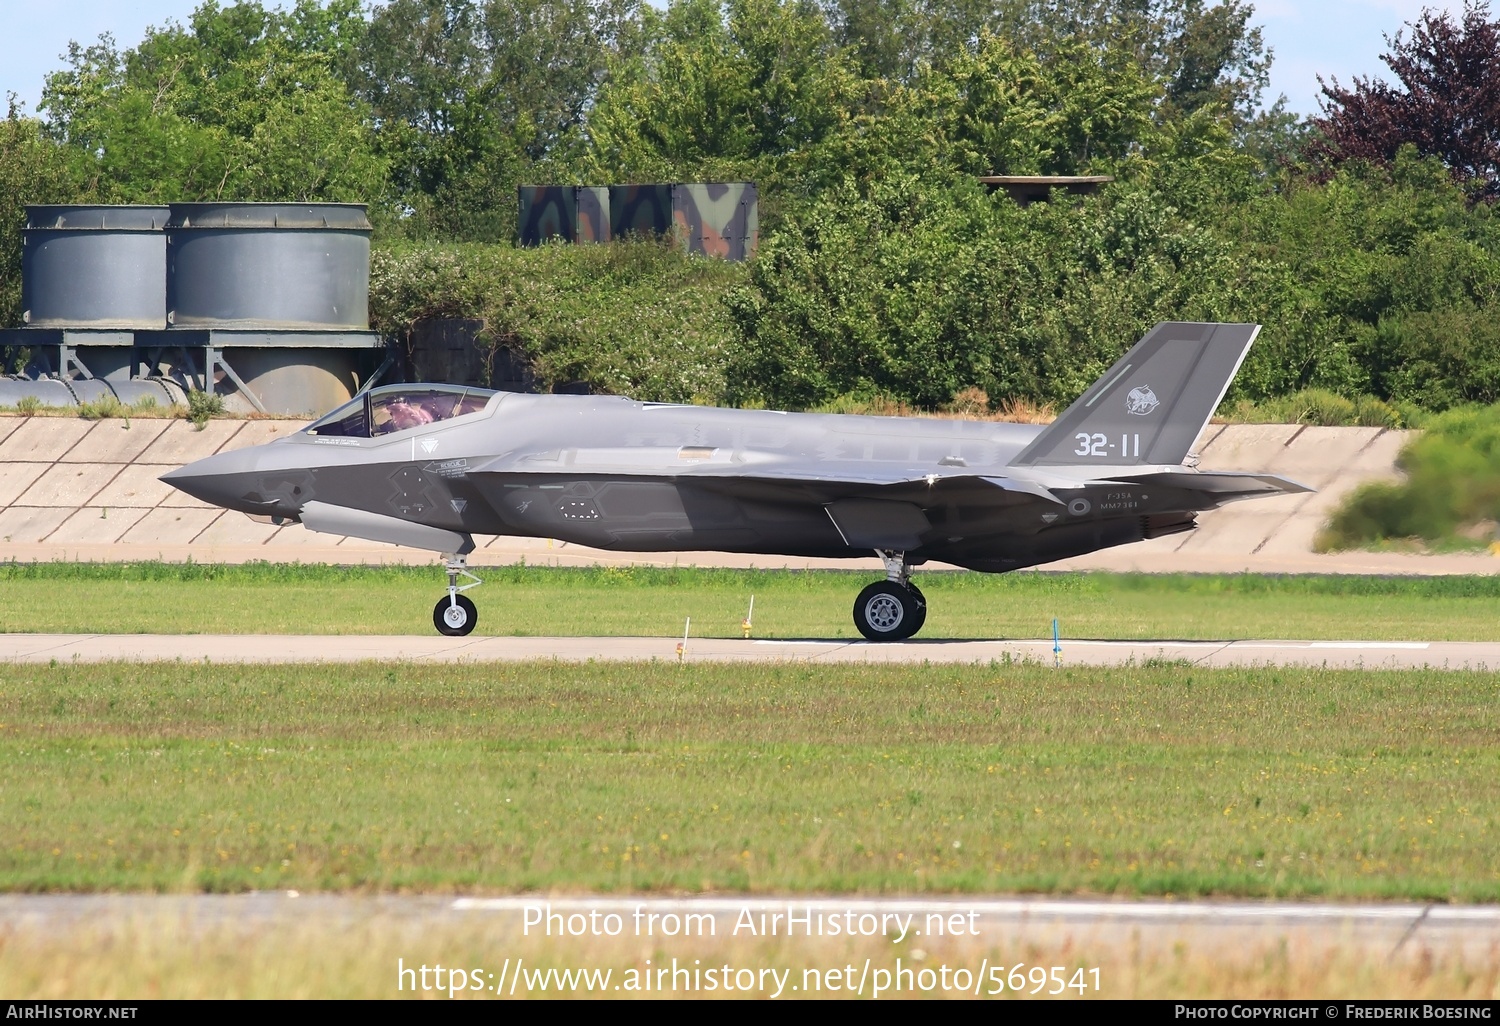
left=159, top=448, right=271, bottom=513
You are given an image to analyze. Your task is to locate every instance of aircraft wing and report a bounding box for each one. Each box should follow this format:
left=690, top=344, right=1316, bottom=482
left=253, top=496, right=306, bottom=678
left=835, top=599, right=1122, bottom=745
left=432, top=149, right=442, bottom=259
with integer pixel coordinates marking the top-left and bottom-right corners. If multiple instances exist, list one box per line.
left=471, top=451, right=1071, bottom=550
left=469, top=449, right=1064, bottom=505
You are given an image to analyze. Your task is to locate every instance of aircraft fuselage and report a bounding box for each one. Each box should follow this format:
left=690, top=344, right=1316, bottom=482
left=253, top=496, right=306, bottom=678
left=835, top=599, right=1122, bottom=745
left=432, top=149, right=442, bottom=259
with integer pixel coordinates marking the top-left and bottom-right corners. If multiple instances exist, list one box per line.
left=167, top=392, right=1216, bottom=571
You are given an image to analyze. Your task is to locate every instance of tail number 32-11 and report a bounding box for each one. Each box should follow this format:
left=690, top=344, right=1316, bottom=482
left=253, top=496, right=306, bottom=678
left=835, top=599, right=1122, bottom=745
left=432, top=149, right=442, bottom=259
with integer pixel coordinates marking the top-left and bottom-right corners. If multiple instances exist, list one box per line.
left=1074, top=432, right=1141, bottom=458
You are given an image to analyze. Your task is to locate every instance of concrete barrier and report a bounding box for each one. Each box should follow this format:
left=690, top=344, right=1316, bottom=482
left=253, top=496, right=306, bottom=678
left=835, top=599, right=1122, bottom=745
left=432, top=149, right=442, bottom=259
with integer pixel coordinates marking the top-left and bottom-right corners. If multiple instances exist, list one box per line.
left=0, top=416, right=1491, bottom=574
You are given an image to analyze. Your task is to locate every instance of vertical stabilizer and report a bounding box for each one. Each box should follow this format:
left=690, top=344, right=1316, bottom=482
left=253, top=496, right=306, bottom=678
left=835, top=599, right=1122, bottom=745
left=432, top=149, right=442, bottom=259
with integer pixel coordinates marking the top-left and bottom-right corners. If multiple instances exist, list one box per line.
left=1009, top=322, right=1258, bottom=468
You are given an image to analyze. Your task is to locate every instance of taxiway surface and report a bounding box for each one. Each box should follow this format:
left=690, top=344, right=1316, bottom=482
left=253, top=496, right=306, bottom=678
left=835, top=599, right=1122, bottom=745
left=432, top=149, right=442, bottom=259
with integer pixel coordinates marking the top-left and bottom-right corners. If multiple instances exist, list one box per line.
left=0, top=633, right=1494, bottom=670
left=3, top=893, right=1496, bottom=961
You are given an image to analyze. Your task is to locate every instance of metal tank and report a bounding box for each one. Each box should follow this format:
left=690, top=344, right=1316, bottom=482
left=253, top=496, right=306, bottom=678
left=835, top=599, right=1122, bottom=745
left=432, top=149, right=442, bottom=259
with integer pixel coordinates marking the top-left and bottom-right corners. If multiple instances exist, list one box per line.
left=215, top=347, right=365, bottom=416
left=166, top=203, right=371, bottom=329
left=0, top=378, right=77, bottom=408
left=22, top=205, right=169, bottom=328
left=0, top=376, right=186, bottom=410
left=162, top=203, right=379, bottom=415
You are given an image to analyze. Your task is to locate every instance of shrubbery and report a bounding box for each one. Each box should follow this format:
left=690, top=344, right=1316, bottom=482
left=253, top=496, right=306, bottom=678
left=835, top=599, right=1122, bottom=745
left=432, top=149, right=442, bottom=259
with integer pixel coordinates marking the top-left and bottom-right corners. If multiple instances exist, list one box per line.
left=1319, top=403, right=1500, bottom=550
left=1222, top=389, right=1418, bottom=429
left=369, top=240, right=745, bottom=403
left=364, top=148, right=1500, bottom=419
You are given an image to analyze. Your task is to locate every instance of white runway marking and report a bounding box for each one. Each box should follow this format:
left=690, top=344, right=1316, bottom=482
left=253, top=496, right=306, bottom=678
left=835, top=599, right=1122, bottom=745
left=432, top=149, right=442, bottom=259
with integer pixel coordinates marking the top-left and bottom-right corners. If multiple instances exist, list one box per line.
left=451, top=895, right=1487, bottom=926
left=3, top=893, right=1496, bottom=948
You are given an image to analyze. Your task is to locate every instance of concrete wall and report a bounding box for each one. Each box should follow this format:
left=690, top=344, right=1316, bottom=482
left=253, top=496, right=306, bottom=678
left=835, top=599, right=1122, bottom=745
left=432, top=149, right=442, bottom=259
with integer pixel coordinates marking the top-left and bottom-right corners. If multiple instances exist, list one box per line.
left=0, top=416, right=1491, bottom=573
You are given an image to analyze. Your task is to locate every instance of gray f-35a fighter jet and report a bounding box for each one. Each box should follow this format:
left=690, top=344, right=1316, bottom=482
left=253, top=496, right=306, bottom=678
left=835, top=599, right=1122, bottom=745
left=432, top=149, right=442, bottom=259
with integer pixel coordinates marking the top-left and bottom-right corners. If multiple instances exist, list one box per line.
left=162, top=322, right=1309, bottom=640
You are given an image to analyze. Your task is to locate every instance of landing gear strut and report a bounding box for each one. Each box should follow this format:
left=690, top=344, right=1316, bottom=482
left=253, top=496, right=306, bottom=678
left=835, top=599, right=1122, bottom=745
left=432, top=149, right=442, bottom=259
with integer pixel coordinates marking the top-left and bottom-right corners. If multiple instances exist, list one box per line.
left=433, top=553, right=484, bottom=636
left=852, top=549, right=926, bottom=642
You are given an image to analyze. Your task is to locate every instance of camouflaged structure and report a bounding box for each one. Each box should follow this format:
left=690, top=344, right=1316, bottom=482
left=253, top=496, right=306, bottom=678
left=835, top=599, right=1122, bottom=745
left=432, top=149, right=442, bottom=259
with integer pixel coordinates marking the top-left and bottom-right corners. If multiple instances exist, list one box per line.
left=517, top=186, right=610, bottom=245
left=609, top=182, right=758, bottom=260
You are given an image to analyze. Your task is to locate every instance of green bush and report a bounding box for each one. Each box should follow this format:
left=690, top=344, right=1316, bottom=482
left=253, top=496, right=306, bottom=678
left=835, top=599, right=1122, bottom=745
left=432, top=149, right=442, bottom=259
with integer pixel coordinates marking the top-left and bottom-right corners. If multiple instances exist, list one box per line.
left=186, top=389, right=225, bottom=427
left=1224, top=389, right=1404, bottom=427
left=370, top=240, right=745, bottom=403
left=723, top=170, right=1265, bottom=411
left=78, top=395, right=128, bottom=420
left=1320, top=403, right=1500, bottom=550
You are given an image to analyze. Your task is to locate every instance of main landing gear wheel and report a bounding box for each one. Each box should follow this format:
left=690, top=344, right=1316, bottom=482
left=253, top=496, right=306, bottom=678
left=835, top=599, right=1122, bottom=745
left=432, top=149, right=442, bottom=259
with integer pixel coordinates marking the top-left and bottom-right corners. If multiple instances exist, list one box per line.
left=434, top=594, right=478, bottom=636
left=853, top=581, right=925, bottom=641
left=905, top=583, right=927, bottom=637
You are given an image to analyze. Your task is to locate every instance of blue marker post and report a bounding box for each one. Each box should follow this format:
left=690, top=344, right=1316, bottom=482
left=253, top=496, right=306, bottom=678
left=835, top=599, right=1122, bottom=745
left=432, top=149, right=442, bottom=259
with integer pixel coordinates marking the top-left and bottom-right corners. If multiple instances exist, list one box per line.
left=1052, top=618, right=1061, bottom=668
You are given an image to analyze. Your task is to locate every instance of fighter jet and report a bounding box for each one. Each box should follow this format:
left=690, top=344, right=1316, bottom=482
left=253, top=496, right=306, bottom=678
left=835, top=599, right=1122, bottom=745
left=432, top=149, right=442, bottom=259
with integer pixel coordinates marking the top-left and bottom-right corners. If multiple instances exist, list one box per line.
left=162, top=322, right=1309, bottom=640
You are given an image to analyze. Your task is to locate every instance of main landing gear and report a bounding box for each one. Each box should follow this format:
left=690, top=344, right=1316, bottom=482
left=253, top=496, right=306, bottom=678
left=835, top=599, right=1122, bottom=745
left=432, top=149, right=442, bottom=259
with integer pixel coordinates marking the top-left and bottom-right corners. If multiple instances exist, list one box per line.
left=852, top=549, right=926, bottom=642
left=433, top=554, right=484, bottom=636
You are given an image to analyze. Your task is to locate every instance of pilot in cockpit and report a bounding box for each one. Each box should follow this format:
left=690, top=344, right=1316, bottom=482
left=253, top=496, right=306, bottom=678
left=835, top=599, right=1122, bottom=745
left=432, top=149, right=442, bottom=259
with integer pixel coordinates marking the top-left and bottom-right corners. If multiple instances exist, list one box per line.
left=384, top=396, right=435, bottom=432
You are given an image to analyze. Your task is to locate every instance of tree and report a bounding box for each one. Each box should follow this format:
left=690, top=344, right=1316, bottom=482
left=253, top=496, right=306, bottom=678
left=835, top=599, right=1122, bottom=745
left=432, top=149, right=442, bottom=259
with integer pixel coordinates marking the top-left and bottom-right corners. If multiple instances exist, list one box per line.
left=818, top=0, right=1271, bottom=123
left=580, top=0, right=863, bottom=188
left=934, top=31, right=1158, bottom=175
left=1312, top=1, right=1500, bottom=201
left=39, top=1, right=386, bottom=205
left=0, top=99, right=81, bottom=331
left=353, top=0, right=645, bottom=240
left=1154, top=0, right=1269, bottom=121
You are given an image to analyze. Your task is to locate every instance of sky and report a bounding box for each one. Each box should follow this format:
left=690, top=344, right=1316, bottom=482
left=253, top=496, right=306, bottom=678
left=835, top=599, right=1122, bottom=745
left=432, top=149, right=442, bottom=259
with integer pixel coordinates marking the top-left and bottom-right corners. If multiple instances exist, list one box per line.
left=0, top=0, right=1475, bottom=121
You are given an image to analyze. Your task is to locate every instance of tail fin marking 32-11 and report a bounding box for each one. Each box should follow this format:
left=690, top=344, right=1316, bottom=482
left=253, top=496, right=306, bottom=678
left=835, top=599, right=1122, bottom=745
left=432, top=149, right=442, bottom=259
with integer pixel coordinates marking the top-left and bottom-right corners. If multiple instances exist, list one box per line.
left=1009, top=322, right=1259, bottom=468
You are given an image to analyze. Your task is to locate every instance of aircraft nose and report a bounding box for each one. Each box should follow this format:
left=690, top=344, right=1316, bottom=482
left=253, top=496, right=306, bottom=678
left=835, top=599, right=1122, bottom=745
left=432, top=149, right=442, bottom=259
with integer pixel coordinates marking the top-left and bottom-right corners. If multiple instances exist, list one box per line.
left=159, top=448, right=268, bottom=512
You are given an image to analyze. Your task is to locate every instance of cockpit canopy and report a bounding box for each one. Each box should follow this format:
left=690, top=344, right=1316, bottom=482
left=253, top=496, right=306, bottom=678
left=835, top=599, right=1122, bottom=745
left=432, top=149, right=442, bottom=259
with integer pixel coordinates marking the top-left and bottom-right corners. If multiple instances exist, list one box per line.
left=306, top=384, right=497, bottom=437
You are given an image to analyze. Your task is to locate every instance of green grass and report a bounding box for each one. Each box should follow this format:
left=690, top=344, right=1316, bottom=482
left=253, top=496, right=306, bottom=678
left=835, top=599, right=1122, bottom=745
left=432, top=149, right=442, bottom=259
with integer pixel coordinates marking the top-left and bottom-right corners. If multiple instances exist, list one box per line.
left=2, top=660, right=1498, bottom=899
left=3, top=562, right=1500, bottom=640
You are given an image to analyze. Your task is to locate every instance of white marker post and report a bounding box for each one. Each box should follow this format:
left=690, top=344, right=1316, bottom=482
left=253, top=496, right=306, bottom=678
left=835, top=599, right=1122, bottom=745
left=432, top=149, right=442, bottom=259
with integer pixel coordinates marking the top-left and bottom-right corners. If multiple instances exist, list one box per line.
left=677, top=617, right=690, bottom=663
left=742, top=595, right=754, bottom=639
left=1053, top=618, right=1061, bottom=668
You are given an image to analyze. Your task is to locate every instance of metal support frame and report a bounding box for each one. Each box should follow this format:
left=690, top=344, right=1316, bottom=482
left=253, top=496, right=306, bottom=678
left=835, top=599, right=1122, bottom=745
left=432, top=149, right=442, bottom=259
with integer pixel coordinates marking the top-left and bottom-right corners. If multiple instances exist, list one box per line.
left=57, top=344, right=95, bottom=381
left=4, top=327, right=387, bottom=411
left=205, top=344, right=268, bottom=414
left=874, top=548, right=911, bottom=587
left=443, top=553, right=483, bottom=608
left=135, top=345, right=199, bottom=384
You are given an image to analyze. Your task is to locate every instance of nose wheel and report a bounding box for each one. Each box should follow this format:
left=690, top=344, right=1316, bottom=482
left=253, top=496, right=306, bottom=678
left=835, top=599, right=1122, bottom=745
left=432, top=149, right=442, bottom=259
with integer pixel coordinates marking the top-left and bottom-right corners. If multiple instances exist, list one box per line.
left=853, top=550, right=927, bottom=641
left=434, top=593, right=478, bottom=636
left=433, top=555, right=483, bottom=637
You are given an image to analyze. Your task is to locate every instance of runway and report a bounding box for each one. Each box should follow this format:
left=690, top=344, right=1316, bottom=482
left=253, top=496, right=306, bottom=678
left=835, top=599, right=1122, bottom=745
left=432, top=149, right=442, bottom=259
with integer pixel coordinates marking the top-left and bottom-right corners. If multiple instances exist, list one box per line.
left=0, top=632, right=1494, bottom=669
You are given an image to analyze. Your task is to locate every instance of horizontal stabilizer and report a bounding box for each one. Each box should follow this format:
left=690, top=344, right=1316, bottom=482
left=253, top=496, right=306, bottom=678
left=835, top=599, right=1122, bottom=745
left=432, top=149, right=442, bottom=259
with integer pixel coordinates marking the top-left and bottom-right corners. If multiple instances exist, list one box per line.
left=1110, top=470, right=1312, bottom=505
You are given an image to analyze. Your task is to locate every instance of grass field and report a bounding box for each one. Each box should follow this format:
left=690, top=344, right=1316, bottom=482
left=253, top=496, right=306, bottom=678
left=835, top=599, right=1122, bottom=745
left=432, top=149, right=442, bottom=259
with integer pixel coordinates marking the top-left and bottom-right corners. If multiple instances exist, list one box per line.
left=3, top=562, right=1500, bottom=640
left=3, top=659, right=1497, bottom=899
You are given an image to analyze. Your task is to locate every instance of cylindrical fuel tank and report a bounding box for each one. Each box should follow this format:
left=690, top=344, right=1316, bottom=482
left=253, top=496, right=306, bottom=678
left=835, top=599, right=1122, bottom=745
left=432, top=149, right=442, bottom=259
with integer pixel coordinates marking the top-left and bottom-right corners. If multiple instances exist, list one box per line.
left=166, top=203, right=372, bottom=329
left=22, top=205, right=169, bottom=329
left=218, top=347, right=361, bottom=416
left=0, top=378, right=78, bottom=408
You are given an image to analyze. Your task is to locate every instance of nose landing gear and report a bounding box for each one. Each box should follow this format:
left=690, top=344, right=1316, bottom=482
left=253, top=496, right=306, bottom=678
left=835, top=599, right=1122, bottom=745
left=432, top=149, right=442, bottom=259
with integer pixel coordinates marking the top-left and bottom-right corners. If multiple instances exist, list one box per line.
left=853, top=550, right=926, bottom=641
left=433, top=553, right=483, bottom=636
